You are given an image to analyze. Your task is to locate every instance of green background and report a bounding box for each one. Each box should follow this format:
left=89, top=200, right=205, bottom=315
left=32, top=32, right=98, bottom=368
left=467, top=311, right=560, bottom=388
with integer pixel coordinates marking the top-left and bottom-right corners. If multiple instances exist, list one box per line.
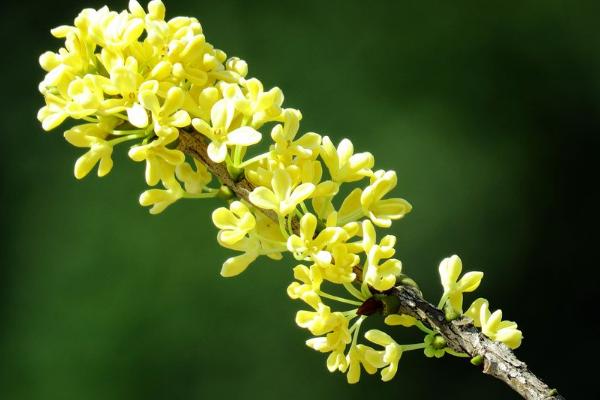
left=1, top=0, right=597, bottom=398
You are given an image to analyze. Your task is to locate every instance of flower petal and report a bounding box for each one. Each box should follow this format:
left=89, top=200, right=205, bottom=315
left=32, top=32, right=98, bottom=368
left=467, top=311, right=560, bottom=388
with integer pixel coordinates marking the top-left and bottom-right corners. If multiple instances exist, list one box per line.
left=207, top=141, right=227, bottom=163
left=220, top=252, right=257, bottom=277
left=249, top=187, right=278, bottom=211
left=127, top=103, right=149, bottom=128
left=227, top=126, right=262, bottom=146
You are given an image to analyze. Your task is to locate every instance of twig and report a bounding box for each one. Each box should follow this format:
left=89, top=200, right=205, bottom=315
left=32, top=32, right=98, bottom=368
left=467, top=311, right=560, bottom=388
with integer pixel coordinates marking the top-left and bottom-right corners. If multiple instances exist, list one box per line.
left=391, top=286, right=565, bottom=400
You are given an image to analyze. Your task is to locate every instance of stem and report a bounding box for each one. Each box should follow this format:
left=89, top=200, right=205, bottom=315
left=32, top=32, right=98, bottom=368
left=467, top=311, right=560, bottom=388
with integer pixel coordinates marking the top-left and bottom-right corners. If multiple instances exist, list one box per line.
left=300, top=202, right=310, bottom=215
left=108, top=133, right=146, bottom=145
left=233, top=144, right=242, bottom=167
left=112, top=128, right=146, bottom=136
left=343, top=282, right=366, bottom=301
left=437, top=293, right=448, bottom=309
left=445, top=348, right=469, bottom=358
left=415, top=321, right=433, bottom=334
left=238, top=151, right=271, bottom=168
left=183, top=192, right=218, bottom=199
left=317, top=291, right=362, bottom=306
left=402, top=343, right=426, bottom=352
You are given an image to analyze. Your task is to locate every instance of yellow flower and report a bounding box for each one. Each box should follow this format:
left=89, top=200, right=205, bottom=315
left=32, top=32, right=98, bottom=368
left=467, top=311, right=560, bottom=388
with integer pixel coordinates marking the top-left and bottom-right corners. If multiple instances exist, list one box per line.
left=365, top=248, right=402, bottom=292
left=287, top=213, right=345, bottom=263
left=63, top=122, right=116, bottom=179
left=287, top=264, right=323, bottom=308
left=296, top=303, right=340, bottom=336
left=249, top=168, right=315, bottom=216
left=466, top=298, right=522, bottom=349
left=361, top=170, right=412, bottom=228
left=86, top=6, right=145, bottom=50
left=362, top=220, right=401, bottom=291
left=303, top=309, right=353, bottom=375
left=175, top=159, right=212, bottom=194
left=316, top=243, right=359, bottom=284
left=37, top=97, right=69, bottom=131
left=212, top=201, right=256, bottom=246
left=139, top=176, right=184, bottom=214
left=139, top=86, right=191, bottom=138
left=345, top=344, right=378, bottom=384
left=253, top=212, right=287, bottom=259
left=237, top=78, right=284, bottom=126
left=364, top=329, right=403, bottom=382
left=271, top=109, right=321, bottom=161
left=191, top=99, right=262, bottom=163
left=65, top=75, right=105, bottom=119
left=128, top=135, right=185, bottom=186
left=217, top=212, right=287, bottom=277
left=320, top=136, right=374, bottom=183
left=326, top=350, right=349, bottom=374
left=438, top=255, right=483, bottom=314
left=218, top=236, right=260, bottom=277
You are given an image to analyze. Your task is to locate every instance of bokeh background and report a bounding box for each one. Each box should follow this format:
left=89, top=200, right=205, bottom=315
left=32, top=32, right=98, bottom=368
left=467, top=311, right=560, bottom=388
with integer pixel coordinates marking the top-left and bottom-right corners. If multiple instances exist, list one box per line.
left=1, top=0, right=598, bottom=398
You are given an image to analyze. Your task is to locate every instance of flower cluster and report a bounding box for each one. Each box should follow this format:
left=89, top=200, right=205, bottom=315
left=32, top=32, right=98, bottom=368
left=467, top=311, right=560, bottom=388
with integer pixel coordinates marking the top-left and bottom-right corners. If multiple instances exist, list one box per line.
left=39, top=1, right=523, bottom=384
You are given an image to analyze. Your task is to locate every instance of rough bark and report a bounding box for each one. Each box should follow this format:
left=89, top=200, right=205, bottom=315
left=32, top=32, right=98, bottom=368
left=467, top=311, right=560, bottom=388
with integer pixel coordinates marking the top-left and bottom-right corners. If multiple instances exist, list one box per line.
left=391, top=286, right=564, bottom=400
left=177, top=129, right=564, bottom=400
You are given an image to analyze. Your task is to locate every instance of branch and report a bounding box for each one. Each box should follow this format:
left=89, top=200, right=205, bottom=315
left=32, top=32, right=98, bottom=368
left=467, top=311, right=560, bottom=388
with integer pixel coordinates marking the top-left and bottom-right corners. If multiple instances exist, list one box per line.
left=177, top=129, right=299, bottom=233
left=177, top=129, right=564, bottom=400
left=391, top=286, right=565, bottom=400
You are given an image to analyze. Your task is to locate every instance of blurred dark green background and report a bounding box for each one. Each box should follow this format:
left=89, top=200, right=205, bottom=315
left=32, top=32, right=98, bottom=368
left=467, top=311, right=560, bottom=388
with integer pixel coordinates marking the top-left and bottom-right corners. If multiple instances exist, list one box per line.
left=1, top=0, right=598, bottom=398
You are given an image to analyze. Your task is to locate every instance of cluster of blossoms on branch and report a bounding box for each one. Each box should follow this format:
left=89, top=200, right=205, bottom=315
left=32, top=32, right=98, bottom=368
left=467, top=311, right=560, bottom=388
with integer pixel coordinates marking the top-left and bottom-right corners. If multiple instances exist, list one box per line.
left=38, top=0, right=523, bottom=384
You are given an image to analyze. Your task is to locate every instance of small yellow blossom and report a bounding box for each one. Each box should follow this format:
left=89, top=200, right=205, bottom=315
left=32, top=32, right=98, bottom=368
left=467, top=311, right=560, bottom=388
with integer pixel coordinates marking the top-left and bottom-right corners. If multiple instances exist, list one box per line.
left=466, top=298, right=522, bottom=349
left=361, top=170, right=412, bottom=228
left=320, top=136, right=374, bottom=183
left=364, top=329, right=403, bottom=382
left=175, top=159, right=211, bottom=194
left=191, top=99, right=262, bottom=163
left=296, top=303, right=340, bottom=336
left=362, top=220, right=401, bottom=291
left=139, top=176, right=184, bottom=214
left=249, top=168, right=315, bottom=216
left=128, top=136, right=185, bottom=186
left=271, top=109, right=321, bottom=161
left=238, top=78, right=284, bottom=127
left=316, top=243, right=359, bottom=284
left=305, top=313, right=350, bottom=353
left=212, top=201, right=256, bottom=246
left=63, top=122, right=116, bottom=178
left=287, top=213, right=345, bottom=263
left=218, top=236, right=260, bottom=277
left=438, top=255, right=483, bottom=314
left=345, top=344, right=378, bottom=384
left=287, top=264, right=323, bottom=308
left=139, top=86, right=191, bottom=138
